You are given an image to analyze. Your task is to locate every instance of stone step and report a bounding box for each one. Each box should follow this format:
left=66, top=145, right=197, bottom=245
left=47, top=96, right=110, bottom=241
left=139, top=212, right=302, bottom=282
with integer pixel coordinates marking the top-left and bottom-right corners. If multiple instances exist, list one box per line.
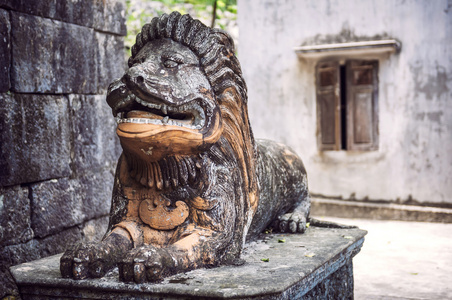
left=311, top=197, right=452, bottom=223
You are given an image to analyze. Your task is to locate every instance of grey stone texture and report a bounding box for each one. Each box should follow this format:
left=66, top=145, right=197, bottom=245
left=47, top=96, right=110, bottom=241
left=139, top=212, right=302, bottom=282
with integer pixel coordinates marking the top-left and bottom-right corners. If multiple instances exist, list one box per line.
left=0, top=9, right=11, bottom=92
left=82, top=216, right=110, bottom=243
left=69, top=94, right=121, bottom=175
left=1, top=216, right=111, bottom=298
left=1, top=226, right=83, bottom=297
left=9, top=11, right=126, bottom=94
left=78, top=169, right=117, bottom=220
left=0, top=93, right=71, bottom=187
left=95, top=32, right=126, bottom=92
left=0, top=1, right=126, bottom=298
left=0, top=265, right=18, bottom=300
left=0, top=0, right=126, bottom=35
left=93, top=0, right=127, bottom=35
left=0, top=185, right=33, bottom=246
left=10, top=227, right=366, bottom=299
left=30, top=171, right=116, bottom=239
left=11, top=11, right=97, bottom=94
left=0, top=0, right=94, bottom=29
left=2, top=227, right=82, bottom=268
left=302, top=261, right=354, bottom=299
left=30, top=178, right=85, bottom=239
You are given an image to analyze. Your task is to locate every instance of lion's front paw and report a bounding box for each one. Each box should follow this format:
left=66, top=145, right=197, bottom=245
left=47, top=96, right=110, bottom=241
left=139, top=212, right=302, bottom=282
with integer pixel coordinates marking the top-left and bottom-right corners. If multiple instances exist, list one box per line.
left=273, top=212, right=307, bottom=234
left=119, top=247, right=178, bottom=283
left=60, top=242, right=116, bottom=280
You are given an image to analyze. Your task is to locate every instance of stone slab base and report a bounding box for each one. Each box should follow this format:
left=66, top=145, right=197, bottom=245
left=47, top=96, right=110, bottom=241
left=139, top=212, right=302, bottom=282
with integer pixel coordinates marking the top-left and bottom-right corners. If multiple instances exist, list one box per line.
left=11, top=227, right=366, bottom=299
left=311, top=198, right=452, bottom=223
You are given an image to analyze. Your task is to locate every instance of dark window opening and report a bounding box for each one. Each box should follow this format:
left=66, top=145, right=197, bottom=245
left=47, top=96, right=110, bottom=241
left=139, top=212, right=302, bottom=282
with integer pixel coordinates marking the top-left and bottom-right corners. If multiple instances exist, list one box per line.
left=339, top=64, right=347, bottom=150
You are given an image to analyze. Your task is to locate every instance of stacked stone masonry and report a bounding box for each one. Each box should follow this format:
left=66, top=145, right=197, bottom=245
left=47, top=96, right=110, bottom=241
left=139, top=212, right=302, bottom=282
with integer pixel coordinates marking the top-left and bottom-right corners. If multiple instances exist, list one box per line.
left=0, top=0, right=126, bottom=297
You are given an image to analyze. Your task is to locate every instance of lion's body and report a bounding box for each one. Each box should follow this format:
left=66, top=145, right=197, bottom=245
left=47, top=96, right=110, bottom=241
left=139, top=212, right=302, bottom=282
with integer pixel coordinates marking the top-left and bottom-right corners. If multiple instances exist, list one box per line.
left=60, top=12, right=310, bottom=283
left=249, top=140, right=310, bottom=239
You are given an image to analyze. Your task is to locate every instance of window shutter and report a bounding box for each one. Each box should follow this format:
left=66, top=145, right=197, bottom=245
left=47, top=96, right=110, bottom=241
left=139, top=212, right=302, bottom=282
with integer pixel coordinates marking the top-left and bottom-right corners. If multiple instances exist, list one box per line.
left=346, top=60, right=379, bottom=150
left=316, top=61, right=341, bottom=151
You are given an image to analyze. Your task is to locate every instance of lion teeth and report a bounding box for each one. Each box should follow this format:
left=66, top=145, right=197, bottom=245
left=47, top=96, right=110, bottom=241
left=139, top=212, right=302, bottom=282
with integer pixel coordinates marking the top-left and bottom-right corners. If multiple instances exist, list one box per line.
left=116, top=94, right=206, bottom=130
left=117, top=117, right=204, bottom=130
left=135, top=96, right=158, bottom=110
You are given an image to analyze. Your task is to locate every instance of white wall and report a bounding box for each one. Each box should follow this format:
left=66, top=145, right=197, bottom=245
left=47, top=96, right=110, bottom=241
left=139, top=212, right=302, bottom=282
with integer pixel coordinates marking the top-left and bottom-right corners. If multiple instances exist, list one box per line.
left=238, top=0, right=452, bottom=205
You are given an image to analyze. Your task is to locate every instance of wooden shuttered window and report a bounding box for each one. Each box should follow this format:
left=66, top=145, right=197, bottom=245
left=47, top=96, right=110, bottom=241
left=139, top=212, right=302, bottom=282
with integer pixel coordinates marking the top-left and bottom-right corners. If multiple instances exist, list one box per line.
left=316, top=61, right=341, bottom=151
left=346, top=60, right=379, bottom=150
left=316, top=60, right=378, bottom=151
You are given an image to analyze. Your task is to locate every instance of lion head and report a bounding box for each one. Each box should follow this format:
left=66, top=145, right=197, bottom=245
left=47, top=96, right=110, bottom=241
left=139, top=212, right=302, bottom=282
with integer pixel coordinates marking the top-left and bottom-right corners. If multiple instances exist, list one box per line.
left=107, top=12, right=257, bottom=207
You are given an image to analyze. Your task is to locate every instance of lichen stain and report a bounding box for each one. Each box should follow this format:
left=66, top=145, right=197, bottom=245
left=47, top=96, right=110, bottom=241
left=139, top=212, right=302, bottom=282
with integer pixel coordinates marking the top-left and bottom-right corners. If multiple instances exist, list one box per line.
left=411, top=62, right=450, bottom=100
left=141, top=146, right=153, bottom=156
left=415, top=111, right=444, bottom=123
left=445, top=1, right=452, bottom=13
left=301, top=26, right=393, bottom=46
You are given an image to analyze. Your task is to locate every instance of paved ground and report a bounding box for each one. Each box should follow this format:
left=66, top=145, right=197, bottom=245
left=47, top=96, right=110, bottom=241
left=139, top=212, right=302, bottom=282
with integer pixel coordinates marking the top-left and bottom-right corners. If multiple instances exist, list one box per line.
left=312, top=216, right=452, bottom=300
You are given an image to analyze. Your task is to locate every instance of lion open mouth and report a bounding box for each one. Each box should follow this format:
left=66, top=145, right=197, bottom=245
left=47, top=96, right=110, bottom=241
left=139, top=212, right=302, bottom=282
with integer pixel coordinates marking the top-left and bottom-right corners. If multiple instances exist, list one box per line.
left=114, top=93, right=206, bottom=130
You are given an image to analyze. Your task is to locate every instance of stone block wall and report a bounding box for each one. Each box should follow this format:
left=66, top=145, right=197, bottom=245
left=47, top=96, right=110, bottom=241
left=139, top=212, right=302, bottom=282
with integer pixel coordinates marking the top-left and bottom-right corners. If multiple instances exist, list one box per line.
left=0, top=1, right=126, bottom=297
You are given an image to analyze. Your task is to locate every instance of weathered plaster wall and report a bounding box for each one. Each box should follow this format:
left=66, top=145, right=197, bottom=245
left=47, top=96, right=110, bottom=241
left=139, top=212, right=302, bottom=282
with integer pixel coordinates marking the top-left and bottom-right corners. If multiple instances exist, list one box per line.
left=238, top=0, right=452, bottom=205
left=0, top=0, right=126, bottom=297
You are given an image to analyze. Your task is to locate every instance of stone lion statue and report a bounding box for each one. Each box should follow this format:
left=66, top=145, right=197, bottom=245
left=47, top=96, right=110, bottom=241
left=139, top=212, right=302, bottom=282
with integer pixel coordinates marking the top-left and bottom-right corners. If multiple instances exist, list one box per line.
left=61, top=12, right=310, bottom=283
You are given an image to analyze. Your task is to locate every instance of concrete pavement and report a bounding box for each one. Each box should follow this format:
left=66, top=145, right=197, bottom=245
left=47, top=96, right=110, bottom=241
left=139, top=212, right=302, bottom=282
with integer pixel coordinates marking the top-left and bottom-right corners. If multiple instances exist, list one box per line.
left=313, top=216, right=452, bottom=299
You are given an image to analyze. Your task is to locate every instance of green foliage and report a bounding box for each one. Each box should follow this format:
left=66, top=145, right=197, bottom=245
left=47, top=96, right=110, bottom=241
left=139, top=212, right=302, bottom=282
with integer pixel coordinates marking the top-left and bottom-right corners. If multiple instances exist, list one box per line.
left=125, top=0, right=237, bottom=56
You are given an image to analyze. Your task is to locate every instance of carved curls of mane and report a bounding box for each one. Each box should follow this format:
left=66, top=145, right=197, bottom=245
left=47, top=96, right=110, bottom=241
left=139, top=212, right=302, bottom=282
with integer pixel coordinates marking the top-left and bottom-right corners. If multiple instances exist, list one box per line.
left=130, top=12, right=258, bottom=209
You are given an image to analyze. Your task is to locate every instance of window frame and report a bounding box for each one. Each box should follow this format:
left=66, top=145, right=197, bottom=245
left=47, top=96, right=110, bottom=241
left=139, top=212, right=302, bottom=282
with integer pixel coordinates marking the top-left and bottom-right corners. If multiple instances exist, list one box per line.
left=316, top=59, right=379, bottom=151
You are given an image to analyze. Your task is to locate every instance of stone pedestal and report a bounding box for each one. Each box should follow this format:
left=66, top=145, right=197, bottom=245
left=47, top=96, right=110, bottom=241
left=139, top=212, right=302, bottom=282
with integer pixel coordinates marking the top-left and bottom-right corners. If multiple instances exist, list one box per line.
left=10, top=227, right=366, bottom=299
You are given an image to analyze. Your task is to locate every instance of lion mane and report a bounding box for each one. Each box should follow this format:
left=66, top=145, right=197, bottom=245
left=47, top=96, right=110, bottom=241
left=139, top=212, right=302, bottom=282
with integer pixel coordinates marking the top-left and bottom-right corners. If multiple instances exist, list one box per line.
left=127, top=11, right=259, bottom=220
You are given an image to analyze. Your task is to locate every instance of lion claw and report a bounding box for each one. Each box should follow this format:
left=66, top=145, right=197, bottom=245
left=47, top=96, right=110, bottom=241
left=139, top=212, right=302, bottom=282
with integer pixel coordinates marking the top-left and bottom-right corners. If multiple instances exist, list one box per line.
left=274, top=212, right=307, bottom=234
left=60, top=242, right=114, bottom=280
left=119, top=247, right=172, bottom=283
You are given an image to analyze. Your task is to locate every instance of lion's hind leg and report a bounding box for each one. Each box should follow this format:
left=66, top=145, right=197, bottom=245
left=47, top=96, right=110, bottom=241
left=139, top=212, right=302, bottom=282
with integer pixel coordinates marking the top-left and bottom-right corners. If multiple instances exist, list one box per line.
left=272, top=196, right=310, bottom=233
left=247, top=139, right=311, bottom=240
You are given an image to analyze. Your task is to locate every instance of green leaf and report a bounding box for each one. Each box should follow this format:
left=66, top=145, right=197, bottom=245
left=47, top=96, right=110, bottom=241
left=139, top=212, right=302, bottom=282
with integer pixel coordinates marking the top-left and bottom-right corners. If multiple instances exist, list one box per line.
left=227, top=6, right=237, bottom=14
left=217, top=0, right=226, bottom=9
left=278, top=239, right=286, bottom=243
left=306, top=222, right=310, bottom=228
left=261, top=258, right=269, bottom=262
